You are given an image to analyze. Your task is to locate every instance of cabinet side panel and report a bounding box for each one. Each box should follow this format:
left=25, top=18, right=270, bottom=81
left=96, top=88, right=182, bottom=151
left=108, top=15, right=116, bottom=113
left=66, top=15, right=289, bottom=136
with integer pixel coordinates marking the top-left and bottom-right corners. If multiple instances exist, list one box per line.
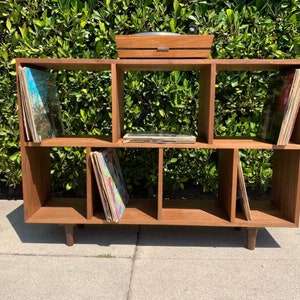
left=22, top=147, right=51, bottom=220
left=218, top=149, right=238, bottom=222
left=272, top=150, right=300, bottom=225
left=111, top=64, right=124, bottom=142
left=198, top=64, right=215, bottom=144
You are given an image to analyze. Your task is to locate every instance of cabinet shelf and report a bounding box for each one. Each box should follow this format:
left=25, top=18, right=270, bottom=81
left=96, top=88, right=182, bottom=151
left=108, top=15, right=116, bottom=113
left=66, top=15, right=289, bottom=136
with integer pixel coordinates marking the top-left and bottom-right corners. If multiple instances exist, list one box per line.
left=25, top=136, right=113, bottom=147
left=16, top=58, right=300, bottom=249
left=25, top=136, right=300, bottom=149
left=17, top=58, right=300, bottom=71
left=26, top=197, right=296, bottom=229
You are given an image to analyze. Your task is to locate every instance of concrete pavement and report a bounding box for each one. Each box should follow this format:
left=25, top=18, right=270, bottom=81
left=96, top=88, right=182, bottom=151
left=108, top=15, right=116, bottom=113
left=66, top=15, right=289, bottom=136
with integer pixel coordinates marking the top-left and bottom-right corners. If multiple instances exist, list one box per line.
left=1, top=199, right=300, bottom=299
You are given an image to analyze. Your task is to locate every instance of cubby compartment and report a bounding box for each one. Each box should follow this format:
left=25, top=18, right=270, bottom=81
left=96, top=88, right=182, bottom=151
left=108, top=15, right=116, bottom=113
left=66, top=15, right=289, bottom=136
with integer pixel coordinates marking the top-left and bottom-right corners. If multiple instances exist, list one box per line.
left=23, top=146, right=89, bottom=224
left=160, top=148, right=236, bottom=225
left=214, top=61, right=300, bottom=148
left=121, top=71, right=200, bottom=134
left=90, top=147, right=160, bottom=224
left=55, top=70, right=112, bottom=138
left=111, top=62, right=215, bottom=143
left=18, top=59, right=113, bottom=147
left=214, top=70, right=272, bottom=139
left=234, top=149, right=300, bottom=227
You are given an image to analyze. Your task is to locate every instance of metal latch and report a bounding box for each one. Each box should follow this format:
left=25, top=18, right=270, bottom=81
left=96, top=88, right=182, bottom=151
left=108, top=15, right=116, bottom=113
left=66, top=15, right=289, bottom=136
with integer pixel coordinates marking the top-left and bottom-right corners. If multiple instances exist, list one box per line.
left=157, top=46, right=169, bottom=51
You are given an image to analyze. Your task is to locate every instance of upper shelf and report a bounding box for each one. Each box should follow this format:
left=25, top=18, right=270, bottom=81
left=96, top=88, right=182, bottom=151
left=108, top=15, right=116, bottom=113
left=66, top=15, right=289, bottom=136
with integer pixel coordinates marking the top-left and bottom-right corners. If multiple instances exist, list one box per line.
left=16, top=58, right=300, bottom=72
left=24, top=136, right=300, bottom=150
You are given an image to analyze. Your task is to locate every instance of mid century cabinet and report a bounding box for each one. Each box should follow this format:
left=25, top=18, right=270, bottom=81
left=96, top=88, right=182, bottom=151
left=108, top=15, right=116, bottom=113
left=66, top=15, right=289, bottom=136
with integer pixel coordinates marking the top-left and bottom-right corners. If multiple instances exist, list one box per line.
left=16, top=58, right=300, bottom=249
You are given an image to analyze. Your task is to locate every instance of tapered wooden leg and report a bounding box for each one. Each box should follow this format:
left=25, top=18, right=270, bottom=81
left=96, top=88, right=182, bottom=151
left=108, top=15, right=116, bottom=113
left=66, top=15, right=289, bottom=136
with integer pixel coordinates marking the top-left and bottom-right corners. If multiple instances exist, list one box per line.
left=64, top=225, right=74, bottom=246
left=247, top=228, right=259, bottom=250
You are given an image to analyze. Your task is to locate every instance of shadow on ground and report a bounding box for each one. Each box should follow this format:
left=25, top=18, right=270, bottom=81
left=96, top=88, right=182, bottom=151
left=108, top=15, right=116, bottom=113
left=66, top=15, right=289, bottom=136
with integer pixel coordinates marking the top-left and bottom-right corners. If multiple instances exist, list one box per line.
left=6, top=202, right=280, bottom=249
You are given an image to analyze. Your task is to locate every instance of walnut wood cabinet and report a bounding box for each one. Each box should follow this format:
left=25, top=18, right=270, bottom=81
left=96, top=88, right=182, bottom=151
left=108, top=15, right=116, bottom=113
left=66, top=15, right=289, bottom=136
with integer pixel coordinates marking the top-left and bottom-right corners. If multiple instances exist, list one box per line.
left=16, top=58, right=300, bottom=249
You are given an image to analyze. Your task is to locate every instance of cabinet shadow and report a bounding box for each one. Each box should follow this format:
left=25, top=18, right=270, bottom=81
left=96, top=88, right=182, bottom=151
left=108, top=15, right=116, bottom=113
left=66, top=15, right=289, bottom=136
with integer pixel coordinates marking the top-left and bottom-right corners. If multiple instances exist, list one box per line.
left=6, top=203, right=280, bottom=249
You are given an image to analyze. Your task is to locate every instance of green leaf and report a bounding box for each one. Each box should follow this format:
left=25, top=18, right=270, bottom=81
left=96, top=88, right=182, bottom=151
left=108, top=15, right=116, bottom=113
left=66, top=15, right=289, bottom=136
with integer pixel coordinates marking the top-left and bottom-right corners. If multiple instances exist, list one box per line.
left=159, top=109, right=165, bottom=117
left=66, top=183, right=72, bottom=190
left=6, top=18, right=12, bottom=32
left=18, top=24, right=28, bottom=39
left=80, top=109, right=87, bottom=122
left=34, top=20, right=45, bottom=27
left=170, top=18, right=176, bottom=32
left=173, top=0, right=179, bottom=13
left=2, top=52, right=8, bottom=62
left=9, top=152, right=20, bottom=162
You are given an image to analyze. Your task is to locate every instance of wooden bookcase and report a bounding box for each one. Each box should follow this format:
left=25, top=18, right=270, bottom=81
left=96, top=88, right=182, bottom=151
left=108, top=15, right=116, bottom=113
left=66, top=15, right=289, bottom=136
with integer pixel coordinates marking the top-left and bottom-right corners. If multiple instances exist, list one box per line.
left=15, top=58, right=300, bottom=249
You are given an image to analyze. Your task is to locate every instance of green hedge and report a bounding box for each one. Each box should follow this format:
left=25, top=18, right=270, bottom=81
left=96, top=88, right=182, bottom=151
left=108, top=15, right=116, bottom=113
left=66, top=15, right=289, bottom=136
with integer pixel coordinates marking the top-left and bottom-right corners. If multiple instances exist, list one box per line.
left=1, top=0, right=300, bottom=196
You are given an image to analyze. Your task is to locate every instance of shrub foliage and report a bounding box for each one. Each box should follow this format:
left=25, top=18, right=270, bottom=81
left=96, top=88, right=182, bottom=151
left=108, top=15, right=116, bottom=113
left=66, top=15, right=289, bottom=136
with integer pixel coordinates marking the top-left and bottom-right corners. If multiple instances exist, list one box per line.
left=0, top=0, right=300, bottom=196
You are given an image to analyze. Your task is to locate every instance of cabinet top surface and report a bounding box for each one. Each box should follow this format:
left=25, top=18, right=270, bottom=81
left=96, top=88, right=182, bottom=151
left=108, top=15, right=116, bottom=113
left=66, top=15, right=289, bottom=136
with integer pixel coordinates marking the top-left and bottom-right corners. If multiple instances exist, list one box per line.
left=15, top=58, right=300, bottom=71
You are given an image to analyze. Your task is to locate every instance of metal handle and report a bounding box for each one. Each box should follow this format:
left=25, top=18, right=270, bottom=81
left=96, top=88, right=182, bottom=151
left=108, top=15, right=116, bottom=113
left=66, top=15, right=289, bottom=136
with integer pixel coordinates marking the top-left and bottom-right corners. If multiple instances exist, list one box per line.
left=157, top=46, right=169, bottom=51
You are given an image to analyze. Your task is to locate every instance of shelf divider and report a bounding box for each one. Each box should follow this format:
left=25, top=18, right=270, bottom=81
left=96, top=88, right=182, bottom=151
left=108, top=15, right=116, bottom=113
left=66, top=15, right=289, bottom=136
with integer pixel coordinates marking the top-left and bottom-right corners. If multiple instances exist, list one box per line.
left=157, top=148, right=164, bottom=220
left=111, top=63, right=124, bottom=143
left=198, top=63, right=216, bottom=144
left=218, top=148, right=238, bottom=222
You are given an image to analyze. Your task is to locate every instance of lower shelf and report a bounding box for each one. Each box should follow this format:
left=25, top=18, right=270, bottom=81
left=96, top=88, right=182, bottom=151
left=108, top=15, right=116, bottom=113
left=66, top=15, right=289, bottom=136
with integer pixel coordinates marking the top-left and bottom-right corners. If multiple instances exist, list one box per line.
left=25, top=197, right=297, bottom=228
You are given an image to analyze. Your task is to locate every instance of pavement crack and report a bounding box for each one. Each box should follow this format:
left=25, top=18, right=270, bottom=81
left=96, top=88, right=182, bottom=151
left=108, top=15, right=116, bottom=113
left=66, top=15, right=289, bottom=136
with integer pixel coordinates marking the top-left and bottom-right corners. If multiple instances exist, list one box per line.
left=126, top=225, right=141, bottom=300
